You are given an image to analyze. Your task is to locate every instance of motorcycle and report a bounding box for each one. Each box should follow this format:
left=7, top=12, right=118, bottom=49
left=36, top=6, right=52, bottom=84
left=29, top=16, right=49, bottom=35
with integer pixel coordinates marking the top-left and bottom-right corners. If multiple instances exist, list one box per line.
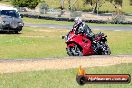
left=62, top=28, right=111, bottom=56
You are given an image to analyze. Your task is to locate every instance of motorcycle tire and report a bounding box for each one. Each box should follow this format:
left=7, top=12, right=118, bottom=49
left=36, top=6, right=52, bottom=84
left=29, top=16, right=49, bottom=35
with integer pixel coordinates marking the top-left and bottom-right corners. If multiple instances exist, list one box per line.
left=101, top=43, right=111, bottom=55
left=67, top=44, right=83, bottom=56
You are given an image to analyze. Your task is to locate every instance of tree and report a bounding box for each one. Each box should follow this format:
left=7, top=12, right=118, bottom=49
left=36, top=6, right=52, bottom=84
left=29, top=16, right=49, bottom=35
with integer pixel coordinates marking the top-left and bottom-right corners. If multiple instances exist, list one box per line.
left=68, top=0, right=71, bottom=10
left=60, top=0, right=65, bottom=10
left=106, top=0, right=123, bottom=8
left=130, top=0, right=132, bottom=5
left=115, top=0, right=123, bottom=6
left=67, top=0, right=79, bottom=10
left=83, top=0, right=105, bottom=14
left=83, top=0, right=92, bottom=5
left=39, top=1, right=48, bottom=14
left=106, top=0, right=124, bottom=24
left=11, top=0, right=40, bottom=9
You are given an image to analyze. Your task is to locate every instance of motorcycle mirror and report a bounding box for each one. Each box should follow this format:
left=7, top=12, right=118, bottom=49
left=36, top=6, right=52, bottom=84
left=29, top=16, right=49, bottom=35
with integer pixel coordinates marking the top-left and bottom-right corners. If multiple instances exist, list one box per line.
left=62, top=36, right=65, bottom=39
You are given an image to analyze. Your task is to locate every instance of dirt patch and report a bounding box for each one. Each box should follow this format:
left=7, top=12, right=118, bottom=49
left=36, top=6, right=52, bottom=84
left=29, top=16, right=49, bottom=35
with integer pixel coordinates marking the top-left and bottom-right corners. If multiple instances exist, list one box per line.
left=0, top=55, right=132, bottom=73
left=33, top=29, right=53, bottom=32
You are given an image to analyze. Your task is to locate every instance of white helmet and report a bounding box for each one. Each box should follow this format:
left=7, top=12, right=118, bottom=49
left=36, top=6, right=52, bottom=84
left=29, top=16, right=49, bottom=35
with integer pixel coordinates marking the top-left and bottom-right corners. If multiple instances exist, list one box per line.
left=74, top=17, right=82, bottom=24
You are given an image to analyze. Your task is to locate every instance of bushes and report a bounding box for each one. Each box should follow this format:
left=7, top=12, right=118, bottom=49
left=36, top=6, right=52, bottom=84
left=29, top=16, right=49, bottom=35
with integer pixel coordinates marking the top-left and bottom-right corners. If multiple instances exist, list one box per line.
left=70, top=11, right=82, bottom=18
left=22, top=13, right=132, bottom=24
left=39, top=2, right=49, bottom=14
left=11, top=0, right=40, bottom=9
left=130, top=0, right=132, bottom=5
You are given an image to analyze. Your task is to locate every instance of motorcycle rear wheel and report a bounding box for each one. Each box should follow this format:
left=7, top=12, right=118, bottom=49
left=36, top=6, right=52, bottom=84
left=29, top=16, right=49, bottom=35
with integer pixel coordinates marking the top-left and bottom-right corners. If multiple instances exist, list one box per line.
left=101, top=43, right=111, bottom=55
left=67, top=44, right=83, bottom=56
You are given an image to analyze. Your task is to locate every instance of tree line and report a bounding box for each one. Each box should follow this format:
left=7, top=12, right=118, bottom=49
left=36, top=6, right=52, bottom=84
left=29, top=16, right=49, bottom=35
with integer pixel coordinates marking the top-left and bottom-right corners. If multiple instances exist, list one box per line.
left=10, top=0, right=132, bottom=13
left=66, top=0, right=132, bottom=13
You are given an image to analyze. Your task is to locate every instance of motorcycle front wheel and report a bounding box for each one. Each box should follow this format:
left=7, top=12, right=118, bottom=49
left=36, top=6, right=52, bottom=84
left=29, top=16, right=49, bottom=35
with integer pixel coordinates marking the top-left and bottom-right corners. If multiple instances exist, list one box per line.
left=67, top=44, right=83, bottom=56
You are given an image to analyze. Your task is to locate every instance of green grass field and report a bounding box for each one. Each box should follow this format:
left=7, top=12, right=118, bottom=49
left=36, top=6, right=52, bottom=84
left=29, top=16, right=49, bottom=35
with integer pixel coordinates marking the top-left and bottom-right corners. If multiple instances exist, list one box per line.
left=23, top=17, right=132, bottom=27
left=0, top=27, right=132, bottom=59
left=0, top=63, right=132, bottom=88
left=0, top=0, right=11, bottom=5
left=0, top=27, right=67, bottom=59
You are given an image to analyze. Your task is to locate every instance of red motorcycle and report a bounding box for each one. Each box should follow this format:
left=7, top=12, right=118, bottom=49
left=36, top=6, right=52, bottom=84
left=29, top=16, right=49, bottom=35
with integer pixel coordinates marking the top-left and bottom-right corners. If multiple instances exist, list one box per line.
left=62, top=29, right=111, bottom=56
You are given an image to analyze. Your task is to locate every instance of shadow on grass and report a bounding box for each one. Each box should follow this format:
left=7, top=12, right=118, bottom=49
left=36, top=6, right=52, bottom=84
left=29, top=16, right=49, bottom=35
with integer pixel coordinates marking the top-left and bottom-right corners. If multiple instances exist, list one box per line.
left=0, top=31, right=22, bottom=35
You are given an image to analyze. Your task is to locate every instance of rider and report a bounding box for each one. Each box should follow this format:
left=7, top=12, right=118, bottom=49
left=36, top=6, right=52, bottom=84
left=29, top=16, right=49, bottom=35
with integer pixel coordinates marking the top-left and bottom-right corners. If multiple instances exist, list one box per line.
left=73, top=17, right=95, bottom=41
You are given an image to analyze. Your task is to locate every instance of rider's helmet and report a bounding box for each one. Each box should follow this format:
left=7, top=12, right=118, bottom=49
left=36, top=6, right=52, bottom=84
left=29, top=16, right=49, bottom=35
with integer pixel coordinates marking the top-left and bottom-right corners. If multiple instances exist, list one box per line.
left=74, top=17, right=82, bottom=26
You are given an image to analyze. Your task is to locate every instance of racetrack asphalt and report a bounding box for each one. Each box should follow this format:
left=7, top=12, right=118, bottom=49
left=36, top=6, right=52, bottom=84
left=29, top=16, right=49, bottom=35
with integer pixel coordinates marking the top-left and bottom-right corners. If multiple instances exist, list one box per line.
left=24, top=23, right=132, bottom=31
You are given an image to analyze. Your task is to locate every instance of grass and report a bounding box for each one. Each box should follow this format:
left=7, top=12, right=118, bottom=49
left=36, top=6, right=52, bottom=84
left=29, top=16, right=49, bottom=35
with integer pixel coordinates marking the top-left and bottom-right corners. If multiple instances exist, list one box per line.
left=23, top=17, right=132, bottom=27
left=0, top=27, right=132, bottom=59
left=0, top=0, right=11, bottom=5
left=122, top=0, right=132, bottom=14
left=0, top=27, right=67, bottom=59
left=23, top=17, right=73, bottom=25
left=0, top=63, right=132, bottom=88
